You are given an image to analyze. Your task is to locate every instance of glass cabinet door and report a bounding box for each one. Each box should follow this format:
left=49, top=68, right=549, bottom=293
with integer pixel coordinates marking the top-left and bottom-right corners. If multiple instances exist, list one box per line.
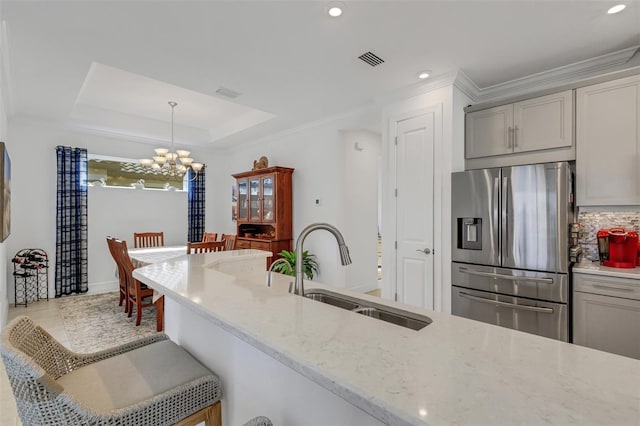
left=237, top=179, right=248, bottom=221
left=261, top=175, right=275, bottom=222
left=250, top=178, right=260, bottom=221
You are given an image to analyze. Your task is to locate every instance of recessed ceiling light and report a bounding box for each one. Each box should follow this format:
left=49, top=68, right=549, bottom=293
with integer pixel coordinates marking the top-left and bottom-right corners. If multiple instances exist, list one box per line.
left=327, top=2, right=344, bottom=17
left=417, top=70, right=431, bottom=79
left=607, top=4, right=626, bottom=14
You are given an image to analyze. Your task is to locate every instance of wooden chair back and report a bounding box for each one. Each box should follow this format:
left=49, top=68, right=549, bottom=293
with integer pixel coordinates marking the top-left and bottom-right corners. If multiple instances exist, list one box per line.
left=106, top=236, right=128, bottom=312
left=187, top=241, right=226, bottom=254
left=111, top=239, right=158, bottom=329
left=202, top=232, right=218, bottom=242
left=221, top=234, right=237, bottom=251
left=133, top=232, right=165, bottom=248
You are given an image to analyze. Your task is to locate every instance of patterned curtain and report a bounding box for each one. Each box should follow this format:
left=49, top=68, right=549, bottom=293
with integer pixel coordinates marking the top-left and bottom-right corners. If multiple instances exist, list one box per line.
left=187, top=166, right=206, bottom=242
left=55, top=146, right=88, bottom=297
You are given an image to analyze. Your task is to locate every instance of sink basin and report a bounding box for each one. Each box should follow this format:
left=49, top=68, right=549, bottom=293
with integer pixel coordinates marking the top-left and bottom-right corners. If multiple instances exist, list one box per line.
left=304, top=292, right=359, bottom=310
left=304, top=289, right=431, bottom=331
left=352, top=307, right=430, bottom=331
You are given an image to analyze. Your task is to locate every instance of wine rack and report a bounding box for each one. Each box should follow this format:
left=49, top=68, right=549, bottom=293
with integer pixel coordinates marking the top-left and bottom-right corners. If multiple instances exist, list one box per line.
left=12, top=248, right=49, bottom=307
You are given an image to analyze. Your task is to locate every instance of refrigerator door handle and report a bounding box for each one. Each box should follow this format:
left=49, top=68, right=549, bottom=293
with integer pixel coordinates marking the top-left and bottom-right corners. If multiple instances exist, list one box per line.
left=493, top=176, right=500, bottom=264
left=458, top=267, right=554, bottom=284
left=502, top=176, right=509, bottom=260
left=459, top=292, right=554, bottom=313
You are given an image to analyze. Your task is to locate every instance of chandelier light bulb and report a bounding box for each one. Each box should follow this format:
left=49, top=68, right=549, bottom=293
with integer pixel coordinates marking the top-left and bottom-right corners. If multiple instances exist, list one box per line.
left=154, top=148, right=169, bottom=156
left=176, top=150, right=190, bottom=158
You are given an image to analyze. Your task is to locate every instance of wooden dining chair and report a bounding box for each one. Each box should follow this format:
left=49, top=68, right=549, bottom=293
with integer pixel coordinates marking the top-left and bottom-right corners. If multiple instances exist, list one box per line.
left=187, top=241, right=226, bottom=254
left=106, top=236, right=128, bottom=313
left=112, top=238, right=163, bottom=330
left=221, top=234, right=237, bottom=251
left=202, top=232, right=218, bottom=242
left=133, top=232, right=165, bottom=248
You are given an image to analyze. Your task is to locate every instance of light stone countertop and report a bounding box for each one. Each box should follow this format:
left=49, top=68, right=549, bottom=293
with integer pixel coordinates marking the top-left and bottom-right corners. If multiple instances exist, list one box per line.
left=133, top=250, right=640, bottom=426
left=574, top=260, right=640, bottom=280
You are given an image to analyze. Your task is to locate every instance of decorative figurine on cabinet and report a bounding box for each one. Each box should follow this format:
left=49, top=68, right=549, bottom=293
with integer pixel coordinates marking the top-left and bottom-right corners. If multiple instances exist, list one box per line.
left=252, top=156, right=269, bottom=170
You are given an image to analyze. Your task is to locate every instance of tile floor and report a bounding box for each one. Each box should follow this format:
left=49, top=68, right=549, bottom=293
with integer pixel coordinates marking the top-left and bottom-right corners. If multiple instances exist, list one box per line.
left=1, top=299, right=69, bottom=426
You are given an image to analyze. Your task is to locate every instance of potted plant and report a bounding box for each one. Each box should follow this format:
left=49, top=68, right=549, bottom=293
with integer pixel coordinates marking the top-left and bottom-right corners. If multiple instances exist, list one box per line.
left=272, top=250, right=319, bottom=280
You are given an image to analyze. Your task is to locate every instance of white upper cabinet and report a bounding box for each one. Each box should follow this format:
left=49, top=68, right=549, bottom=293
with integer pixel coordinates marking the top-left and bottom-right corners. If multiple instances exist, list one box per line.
left=576, top=74, right=640, bottom=206
left=465, top=104, right=513, bottom=158
left=465, top=90, right=574, bottom=160
left=512, top=91, right=573, bottom=153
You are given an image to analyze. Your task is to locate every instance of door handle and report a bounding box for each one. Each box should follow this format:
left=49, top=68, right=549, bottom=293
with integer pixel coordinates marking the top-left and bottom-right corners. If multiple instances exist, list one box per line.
left=416, top=248, right=432, bottom=255
left=458, top=267, right=553, bottom=283
left=459, top=292, right=554, bottom=313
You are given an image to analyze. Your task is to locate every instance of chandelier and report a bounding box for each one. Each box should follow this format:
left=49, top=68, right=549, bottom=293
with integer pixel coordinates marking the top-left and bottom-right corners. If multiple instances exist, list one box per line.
left=139, top=101, right=203, bottom=178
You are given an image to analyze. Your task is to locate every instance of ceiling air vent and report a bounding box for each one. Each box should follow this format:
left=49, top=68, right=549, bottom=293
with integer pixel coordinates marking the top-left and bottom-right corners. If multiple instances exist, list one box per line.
left=216, top=87, right=242, bottom=99
left=358, top=51, right=385, bottom=67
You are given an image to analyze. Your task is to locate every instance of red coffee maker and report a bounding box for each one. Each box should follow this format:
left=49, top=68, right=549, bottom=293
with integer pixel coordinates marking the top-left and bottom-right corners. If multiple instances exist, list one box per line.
left=597, top=228, right=639, bottom=268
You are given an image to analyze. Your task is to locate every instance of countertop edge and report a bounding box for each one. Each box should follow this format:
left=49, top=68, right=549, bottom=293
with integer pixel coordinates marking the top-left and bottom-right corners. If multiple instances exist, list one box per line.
left=573, top=262, right=640, bottom=280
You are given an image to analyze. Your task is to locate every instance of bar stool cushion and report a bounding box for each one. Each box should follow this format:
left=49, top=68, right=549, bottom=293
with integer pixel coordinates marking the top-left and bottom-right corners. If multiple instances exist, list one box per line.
left=57, top=339, right=217, bottom=412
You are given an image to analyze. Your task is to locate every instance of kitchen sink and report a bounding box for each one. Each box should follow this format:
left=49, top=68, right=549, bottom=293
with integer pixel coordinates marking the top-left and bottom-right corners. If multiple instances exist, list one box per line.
left=304, top=289, right=432, bottom=331
left=304, top=292, right=360, bottom=310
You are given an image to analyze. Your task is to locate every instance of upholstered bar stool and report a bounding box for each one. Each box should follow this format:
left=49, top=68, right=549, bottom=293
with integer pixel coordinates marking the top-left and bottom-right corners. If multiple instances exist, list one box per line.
left=1, top=316, right=223, bottom=426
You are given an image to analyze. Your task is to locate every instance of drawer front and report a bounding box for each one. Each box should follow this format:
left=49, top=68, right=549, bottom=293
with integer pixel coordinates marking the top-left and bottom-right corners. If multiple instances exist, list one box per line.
left=452, top=286, right=568, bottom=341
left=574, top=273, right=640, bottom=301
left=251, top=241, right=271, bottom=251
left=573, top=291, right=640, bottom=359
left=235, top=239, right=251, bottom=249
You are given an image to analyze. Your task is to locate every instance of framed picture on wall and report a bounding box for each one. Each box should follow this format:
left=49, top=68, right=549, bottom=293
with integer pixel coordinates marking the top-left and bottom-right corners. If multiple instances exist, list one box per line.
left=0, top=142, right=11, bottom=242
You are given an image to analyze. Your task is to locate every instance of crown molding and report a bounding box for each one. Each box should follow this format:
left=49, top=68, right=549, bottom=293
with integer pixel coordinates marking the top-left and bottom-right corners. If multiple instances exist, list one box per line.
left=11, top=114, right=226, bottom=153
left=472, top=45, right=640, bottom=104
left=374, top=70, right=461, bottom=107
left=451, top=69, right=481, bottom=103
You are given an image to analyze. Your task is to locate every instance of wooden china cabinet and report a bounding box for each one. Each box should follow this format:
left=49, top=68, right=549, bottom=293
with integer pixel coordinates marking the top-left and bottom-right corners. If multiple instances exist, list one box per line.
left=232, top=166, right=294, bottom=267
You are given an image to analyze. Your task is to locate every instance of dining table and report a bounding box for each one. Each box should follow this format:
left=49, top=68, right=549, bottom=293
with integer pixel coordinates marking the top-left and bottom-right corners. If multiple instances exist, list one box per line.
left=127, top=245, right=188, bottom=269
left=127, top=245, right=187, bottom=332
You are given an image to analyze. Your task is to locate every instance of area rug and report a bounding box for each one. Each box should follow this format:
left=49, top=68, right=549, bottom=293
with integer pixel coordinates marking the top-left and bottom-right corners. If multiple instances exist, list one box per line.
left=57, top=292, right=159, bottom=353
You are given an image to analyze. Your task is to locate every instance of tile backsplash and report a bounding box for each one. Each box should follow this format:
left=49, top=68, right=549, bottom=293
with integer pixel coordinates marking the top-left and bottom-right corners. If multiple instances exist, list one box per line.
left=577, top=210, right=640, bottom=260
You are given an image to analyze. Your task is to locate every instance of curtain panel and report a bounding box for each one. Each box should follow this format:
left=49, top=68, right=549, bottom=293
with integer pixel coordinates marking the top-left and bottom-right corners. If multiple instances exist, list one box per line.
left=55, top=146, right=88, bottom=297
left=187, top=166, right=206, bottom=242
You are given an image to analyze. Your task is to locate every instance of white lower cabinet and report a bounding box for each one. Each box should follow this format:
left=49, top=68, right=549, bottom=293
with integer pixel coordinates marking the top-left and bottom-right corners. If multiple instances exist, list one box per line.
left=573, top=272, right=640, bottom=360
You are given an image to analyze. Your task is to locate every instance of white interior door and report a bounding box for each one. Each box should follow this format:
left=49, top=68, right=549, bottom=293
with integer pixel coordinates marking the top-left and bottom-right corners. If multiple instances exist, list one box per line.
left=395, top=113, right=435, bottom=309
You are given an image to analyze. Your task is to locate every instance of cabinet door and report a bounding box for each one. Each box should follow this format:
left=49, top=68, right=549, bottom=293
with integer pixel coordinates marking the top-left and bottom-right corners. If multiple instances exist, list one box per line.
left=249, top=178, right=261, bottom=221
left=237, top=179, right=249, bottom=222
left=574, top=291, right=640, bottom=360
left=465, top=104, right=513, bottom=159
left=261, top=174, right=275, bottom=223
left=577, top=75, right=640, bottom=205
left=513, top=90, right=573, bottom=153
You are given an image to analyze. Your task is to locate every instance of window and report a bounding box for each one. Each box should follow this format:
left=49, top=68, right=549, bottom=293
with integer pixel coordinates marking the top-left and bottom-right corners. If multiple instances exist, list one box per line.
left=88, top=155, right=186, bottom=190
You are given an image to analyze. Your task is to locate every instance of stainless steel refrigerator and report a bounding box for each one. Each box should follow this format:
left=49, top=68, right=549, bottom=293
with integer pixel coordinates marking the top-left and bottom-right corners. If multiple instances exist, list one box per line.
left=451, top=162, right=574, bottom=341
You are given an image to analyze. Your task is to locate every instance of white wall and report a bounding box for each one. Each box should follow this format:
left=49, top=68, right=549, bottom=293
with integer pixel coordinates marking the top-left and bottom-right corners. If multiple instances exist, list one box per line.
left=341, top=129, right=380, bottom=292
left=211, top=108, right=380, bottom=289
left=88, top=187, right=187, bottom=293
left=0, top=39, right=9, bottom=327
left=5, top=120, right=209, bottom=304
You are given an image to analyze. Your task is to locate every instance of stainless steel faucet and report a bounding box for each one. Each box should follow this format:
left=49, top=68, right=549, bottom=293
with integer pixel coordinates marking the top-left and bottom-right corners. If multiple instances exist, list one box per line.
left=266, top=258, right=294, bottom=292
left=294, top=223, right=352, bottom=297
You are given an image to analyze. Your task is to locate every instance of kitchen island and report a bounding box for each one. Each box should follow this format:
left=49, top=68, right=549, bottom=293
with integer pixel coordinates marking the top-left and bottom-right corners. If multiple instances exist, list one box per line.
left=133, top=250, right=640, bottom=426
